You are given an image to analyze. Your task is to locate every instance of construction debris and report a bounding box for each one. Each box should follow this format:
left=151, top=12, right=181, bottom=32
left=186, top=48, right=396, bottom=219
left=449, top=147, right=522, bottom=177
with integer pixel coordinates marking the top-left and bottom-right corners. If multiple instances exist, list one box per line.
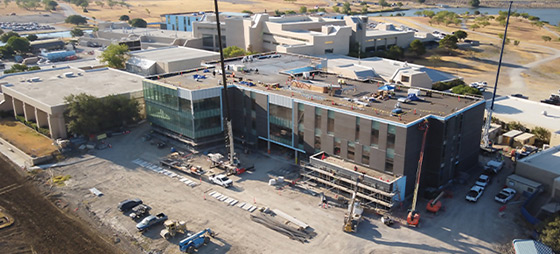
left=250, top=213, right=315, bottom=243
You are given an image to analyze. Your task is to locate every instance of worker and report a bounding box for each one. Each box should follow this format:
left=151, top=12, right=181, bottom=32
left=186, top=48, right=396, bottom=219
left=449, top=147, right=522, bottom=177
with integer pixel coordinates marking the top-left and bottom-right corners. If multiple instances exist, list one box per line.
left=255, top=68, right=259, bottom=74
left=212, top=70, right=216, bottom=77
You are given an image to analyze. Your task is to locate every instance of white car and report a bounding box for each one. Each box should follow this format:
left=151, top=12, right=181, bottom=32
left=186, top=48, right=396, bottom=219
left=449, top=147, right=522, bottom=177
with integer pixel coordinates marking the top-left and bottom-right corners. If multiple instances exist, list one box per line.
left=495, top=188, right=516, bottom=203
left=209, top=174, right=233, bottom=188
left=466, top=185, right=484, bottom=202
left=475, top=174, right=491, bottom=188
left=484, top=160, right=504, bottom=174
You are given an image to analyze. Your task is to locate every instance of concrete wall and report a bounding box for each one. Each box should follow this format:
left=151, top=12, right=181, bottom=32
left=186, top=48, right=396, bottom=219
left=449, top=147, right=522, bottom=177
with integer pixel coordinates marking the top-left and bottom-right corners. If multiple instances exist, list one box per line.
left=516, top=163, right=558, bottom=196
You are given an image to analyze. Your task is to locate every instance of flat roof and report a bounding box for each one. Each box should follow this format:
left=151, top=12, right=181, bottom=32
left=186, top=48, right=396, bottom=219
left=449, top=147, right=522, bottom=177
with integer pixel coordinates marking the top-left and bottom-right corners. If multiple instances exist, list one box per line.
left=322, top=154, right=397, bottom=182
left=151, top=53, right=482, bottom=125
left=129, top=46, right=219, bottom=63
left=366, top=29, right=411, bottom=36
left=518, top=145, right=560, bottom=175
left=489, top=96, right=560, bottom=132
left=0, top=67, right=143, bottom=107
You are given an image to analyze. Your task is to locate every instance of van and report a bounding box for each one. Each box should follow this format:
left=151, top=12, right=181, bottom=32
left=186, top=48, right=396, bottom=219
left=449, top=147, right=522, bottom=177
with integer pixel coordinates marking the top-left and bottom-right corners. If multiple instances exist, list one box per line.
left=484, top=160, right=504, bottom=174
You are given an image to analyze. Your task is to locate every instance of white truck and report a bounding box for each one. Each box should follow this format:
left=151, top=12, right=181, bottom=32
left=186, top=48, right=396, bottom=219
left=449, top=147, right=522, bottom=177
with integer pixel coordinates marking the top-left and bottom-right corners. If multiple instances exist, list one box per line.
left=209, top=174, right=233, bottom=188
left=484, top=160, right=504, bottom=174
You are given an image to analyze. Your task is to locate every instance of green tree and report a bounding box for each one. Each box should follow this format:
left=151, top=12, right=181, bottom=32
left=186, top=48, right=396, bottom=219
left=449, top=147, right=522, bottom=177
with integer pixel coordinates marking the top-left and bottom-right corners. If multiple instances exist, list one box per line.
left=0, top=31, right=19, bottom=43
left=0, top=45, right=14, bottom=59
left=506, top=121, right=526, bottom=132
left=417, top=0, right=425, bottom=3
left=451, top=84, right=481, bottom=95
left=409, top=39, right=426, bottom=57
left=454, top=30, right=468, bottom=40
left=540, top=215, right=560, bottom=252
left=469, top=24, right=480, bottom=31
left=100, top=44, right=129, bottom=69
left=513, top=40, right=520, bottom=46
left=3, top=64, right=40, bottom=74
left=43, top=0, right=57, bottom=10
left=379, top=0, right=389, bottom=7
left=241, top=10, right=253, bottom=14
left=386, top=45, right=404, bottom=60
left=70, top=27, right=84, bottom=37
left=532, top=126, right=551, bottom=144
left=299, top=6, right=307, bottom=13
left=65, top=15, right=87, bottom=25
left=129, top=18, right=147, bottom=28
left=414, top=11, right=422, bottom=16
left=439, top=34, right=458, bottom=50
left=119, top=15, right=130, bottom=21
left=26, top=34, right=38, bottom=41
left=332, top=6, right=340, bottom=13
left=470, top=0, right=480, bottom=7
left=542, top=35, right=552, bottom=42
left=7, top=37, right=30, bottom=54
left=397, top=2, right=403, bottom=7
left=361, top=6, right=368, bottom=14
left=223, top=46, right=246, bottom=58
left=342, top=1, right=351, bottom=14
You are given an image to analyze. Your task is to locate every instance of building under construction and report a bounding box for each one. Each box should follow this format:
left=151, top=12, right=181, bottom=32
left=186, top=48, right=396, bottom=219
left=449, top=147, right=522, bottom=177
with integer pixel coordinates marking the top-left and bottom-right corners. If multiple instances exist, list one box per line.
left=142, top=52, right=485, bottom=209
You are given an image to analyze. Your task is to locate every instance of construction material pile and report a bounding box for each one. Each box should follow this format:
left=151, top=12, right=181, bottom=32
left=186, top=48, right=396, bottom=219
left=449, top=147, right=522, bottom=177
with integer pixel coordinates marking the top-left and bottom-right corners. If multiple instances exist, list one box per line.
left=250, top=213, right=315, bottom=243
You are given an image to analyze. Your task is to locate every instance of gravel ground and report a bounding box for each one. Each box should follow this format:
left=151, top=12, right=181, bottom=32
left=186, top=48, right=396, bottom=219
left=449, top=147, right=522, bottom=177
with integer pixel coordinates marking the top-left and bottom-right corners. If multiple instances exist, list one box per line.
left=36, top=122, right=529, bottom=254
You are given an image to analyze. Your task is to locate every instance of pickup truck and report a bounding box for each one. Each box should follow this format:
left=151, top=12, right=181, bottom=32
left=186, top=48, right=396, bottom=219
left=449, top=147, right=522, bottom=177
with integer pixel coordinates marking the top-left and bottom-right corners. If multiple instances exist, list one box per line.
left=209, top=174, right=233, bottom=188
left=484, top=160, right=504, bottom=175
left=136, top=213, right=168, bottom=231
left=129, top=204, right=151, bottom=220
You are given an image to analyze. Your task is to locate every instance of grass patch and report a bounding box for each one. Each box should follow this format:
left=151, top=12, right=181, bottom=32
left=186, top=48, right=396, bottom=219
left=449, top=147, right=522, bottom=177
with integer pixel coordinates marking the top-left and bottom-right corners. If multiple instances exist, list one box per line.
left=52, top=175, right=72, bottom=186
left=0, top=119, right=57, bottom=157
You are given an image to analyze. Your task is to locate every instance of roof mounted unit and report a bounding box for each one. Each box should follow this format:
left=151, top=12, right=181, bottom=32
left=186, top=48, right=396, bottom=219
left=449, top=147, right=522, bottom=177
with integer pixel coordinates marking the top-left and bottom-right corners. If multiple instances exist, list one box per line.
left=64, top=72, right=74, bottom=77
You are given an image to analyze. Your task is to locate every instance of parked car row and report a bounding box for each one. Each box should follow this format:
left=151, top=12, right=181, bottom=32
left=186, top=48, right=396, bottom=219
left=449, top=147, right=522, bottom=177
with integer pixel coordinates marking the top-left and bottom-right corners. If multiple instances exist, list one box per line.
left=466, top=159, right=517, bottom=204
left=0, top=22, right=54, bottom=31
left=117, top=198, right=168, bottom=232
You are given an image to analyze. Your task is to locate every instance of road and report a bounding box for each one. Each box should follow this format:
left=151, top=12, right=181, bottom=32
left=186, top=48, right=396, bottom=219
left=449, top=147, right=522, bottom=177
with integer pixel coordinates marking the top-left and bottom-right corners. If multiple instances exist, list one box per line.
left=58, top=2, right=90, bottom=19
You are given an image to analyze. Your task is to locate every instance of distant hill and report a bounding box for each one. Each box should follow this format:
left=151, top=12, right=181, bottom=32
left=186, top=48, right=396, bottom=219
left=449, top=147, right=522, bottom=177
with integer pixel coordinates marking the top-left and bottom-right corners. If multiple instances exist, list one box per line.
left=426, top=0, right=560, bottom=8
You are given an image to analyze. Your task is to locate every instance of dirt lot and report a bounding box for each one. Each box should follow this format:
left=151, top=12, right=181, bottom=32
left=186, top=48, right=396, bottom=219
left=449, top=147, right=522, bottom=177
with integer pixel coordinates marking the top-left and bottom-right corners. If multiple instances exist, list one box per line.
left=0, top=120, right=58, bottom=157
left=0, top=154, right=125, bottom=254
left=32, top=123, right=527, bottom=254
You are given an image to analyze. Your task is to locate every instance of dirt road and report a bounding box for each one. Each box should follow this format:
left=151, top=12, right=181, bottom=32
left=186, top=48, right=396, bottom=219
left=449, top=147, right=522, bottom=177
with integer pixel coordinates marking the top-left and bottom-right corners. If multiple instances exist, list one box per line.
left=0, top=154, right=122, bottom=254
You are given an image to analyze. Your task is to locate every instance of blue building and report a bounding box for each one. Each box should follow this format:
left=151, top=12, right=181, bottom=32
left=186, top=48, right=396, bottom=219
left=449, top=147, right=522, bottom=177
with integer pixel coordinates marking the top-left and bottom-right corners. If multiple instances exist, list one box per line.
left=163, top=12, right=204, bottom=32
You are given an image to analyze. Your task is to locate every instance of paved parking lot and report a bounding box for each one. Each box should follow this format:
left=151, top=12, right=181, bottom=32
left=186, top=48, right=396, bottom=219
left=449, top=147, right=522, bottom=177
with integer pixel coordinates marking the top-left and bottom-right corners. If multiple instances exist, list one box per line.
left=49, top=123, right=526, bottom=253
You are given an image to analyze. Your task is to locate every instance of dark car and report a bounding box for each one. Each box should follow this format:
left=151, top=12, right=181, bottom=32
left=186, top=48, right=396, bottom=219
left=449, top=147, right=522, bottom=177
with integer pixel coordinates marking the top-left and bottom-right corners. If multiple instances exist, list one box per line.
left=118, top=199, right=143, bottom=212
left=511, top=94, right=528, bottom=99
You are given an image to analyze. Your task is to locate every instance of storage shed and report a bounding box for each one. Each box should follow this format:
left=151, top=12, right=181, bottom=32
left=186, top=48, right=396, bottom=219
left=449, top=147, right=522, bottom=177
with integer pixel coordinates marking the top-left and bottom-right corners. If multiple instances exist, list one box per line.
left=502, top=130, right=523, bottom=147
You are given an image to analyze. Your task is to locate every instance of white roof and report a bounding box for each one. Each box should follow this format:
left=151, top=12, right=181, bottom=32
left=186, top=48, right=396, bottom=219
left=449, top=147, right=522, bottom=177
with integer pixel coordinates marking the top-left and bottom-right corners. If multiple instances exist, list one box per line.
left=518, top=145, right=560, bottom=175
left=503, top=130, right=523, bottom=138
left=489, top=96, right=560, bottom=132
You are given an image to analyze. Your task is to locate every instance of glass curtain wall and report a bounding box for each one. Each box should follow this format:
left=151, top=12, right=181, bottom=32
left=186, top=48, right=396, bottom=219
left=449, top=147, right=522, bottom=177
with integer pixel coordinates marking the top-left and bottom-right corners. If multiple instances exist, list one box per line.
left=269, top=104, right=292, bottom=146
left=144, top=81, right=195, bottom=137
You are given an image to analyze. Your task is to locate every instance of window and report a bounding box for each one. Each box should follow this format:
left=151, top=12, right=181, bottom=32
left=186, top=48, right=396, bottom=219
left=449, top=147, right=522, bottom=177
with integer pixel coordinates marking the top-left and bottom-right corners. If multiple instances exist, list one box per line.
left=387, top=125, right=395, bottom=150
left=355, top=117, right=360, bottom=142
left=401, top=76, right=410, bottom=83
left=362, top=145, right=370, bottom=165
left=315, top=107, right=322, bottom=135
left=347, top=141, right=355, bottom=161
left=371, top=121, right=379, bottom=148
left=385, top=159, right=393, bottom=173
left=327, top=110, right=334, bottom=135
left=324, top=49, right=334, bottom=54
left=314, top=135, right=321, bottom=152
left=334, top=138, right=341, bottom=156
left=202, top=34, right=213, bottom=47
left=298, top=131, right=304, bottom=150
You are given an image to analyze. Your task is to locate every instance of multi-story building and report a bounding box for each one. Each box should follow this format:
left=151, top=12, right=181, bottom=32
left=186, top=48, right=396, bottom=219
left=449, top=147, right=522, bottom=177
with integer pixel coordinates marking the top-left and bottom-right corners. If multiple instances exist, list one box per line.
left=142, top=53, right=485, bottom=210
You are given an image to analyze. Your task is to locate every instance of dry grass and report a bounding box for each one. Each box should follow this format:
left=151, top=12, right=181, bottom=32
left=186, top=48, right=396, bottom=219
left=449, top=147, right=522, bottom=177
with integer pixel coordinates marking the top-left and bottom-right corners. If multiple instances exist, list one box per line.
left=0, top=119, right=57, bottom=157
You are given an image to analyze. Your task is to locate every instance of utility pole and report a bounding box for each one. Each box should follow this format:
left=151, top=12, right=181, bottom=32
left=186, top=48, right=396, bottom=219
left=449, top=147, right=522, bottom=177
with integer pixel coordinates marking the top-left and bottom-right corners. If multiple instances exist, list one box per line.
left=213, top=0, right=235, bottom=165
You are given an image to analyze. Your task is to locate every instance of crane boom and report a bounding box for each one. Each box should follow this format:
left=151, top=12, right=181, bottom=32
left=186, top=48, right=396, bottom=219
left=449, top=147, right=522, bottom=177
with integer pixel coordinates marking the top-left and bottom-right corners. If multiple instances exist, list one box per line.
left=481, top=1, right=513, bottom=149
left=213, top=0, right=235, bottom=165
left=410, top=120, right=429, bottom=212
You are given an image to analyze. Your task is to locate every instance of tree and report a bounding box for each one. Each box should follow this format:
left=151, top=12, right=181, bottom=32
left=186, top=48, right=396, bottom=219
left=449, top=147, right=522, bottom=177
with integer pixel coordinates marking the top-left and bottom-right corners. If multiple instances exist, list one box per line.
left=7, top=37, right=30, bottom=53
left=332, top=6, right=340, bottom=13
left=0, top=31, right=19, bottom=43
left=409, top=39, right=426, bottom=57
left=507, top=121, right=526, bottom=132
left=532, top=126, right=551, bottom=144
left=100, top=44, right=129, bottom=69
left=43, top=0, right=57, bottom=10
left=65, top=15, right=87, bottom=25
left=513, top=40, right=520, bottom=46
left=397, top=2, right=403, bottom=7
left=540, top=215, right=560, bottom=253
left=26, top=34, right=38, bottom=41
left=0, top=45, right=14, bottom=59
left=119, top=15, right=130, bottom=21
left=414, top=11, right=422, bottom=16
left=70, top=27, right=84, bottom=37
left=361, top=6, right=368, bottom=14
left=223, top=46, right=246, bottom=58
left=454, top=30, right=468, bottom=40
left=386, top=45, right=404, bottom=60
left=474, top=10, right=480, bottom=15
left=4, top=64, right=40, bottom=74
left=299, top=6, right=307, bottom=13
left=469, top=24, right=480, bottom=31
left=129, top=18, right=147, bottom=28
left=379, top=0, right=389, bottom=7
left=417, top=0, right=425, bottom=3
left=451, top=85, right=481, bottom=95
left=439, top=35, right=458, bottom=50
left=542, top=35, right=552, bottom=42
left=241, top=10, right=253, bottom=14
left=342, top=1, right=351, bottom=14
left=470, top=0, right=480, bottom=7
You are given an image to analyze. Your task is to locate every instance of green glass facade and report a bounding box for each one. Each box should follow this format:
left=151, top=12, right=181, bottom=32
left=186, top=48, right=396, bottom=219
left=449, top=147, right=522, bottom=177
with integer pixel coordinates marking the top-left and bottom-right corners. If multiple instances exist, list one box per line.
left=143, top=80, right=222, bottom=140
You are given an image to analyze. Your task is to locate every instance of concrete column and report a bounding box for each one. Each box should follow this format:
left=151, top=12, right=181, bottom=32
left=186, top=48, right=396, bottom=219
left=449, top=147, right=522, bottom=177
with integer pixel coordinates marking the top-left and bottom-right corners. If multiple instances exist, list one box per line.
left=35, top=109, right=49, bottom=128
left=23, top=103, right=36, bottom=122
left=0, top=94, right=14, bottom=112
left=12, top=98, right=24, bottom=116
left=47, top=114, right=67, bottom=139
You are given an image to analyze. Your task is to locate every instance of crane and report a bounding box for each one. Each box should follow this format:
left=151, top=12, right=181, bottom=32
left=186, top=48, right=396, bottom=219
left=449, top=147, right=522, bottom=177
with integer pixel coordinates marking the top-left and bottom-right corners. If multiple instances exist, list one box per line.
left=343, top=174, right=364, bottom=233
left=481, top=1, right=513, bottom=153
left=407, top=120, right=429, bottom=227
left=213, top=0, right=236, bottom=166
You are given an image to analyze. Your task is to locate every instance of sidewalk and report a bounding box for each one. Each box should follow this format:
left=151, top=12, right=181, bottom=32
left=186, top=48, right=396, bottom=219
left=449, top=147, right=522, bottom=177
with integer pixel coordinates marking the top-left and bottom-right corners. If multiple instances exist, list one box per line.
left=0, top=138, right=29, bottom=168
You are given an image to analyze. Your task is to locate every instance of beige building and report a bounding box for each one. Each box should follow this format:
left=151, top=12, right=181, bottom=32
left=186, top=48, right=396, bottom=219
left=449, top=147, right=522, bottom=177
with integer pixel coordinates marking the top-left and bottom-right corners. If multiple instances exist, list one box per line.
left=489, top=96, right=560, bottom=147
left=126, top=46, right=219, bottom=76
left=0, top=67, right=144, bottom=139
left=192, top=14, right=418, bottom=56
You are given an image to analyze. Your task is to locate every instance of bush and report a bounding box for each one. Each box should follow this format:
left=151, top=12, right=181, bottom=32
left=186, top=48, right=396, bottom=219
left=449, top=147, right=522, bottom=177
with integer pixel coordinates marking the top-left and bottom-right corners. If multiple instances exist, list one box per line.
left=129, top=18, right=147, bottom=28
left=432, top=79, right=465, bottom=91
left=65, top=15, right=88, bottom=25
left=451, top=85, right=481, bottom=95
